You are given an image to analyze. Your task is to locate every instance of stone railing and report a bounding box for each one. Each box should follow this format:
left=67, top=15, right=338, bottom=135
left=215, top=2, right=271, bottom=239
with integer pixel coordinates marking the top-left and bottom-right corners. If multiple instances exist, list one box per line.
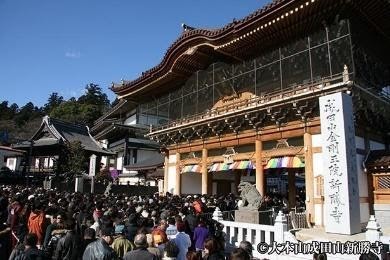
left=212, top=207, right=289, bottom=259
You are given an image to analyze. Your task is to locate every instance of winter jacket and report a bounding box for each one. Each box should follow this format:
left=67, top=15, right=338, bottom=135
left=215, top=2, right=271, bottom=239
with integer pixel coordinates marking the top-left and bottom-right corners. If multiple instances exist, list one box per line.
left=52, top=230, right=81, bottom=260
left=82, top=238, right=118, bottom=260
left=27, top=211, right=46, bottom=246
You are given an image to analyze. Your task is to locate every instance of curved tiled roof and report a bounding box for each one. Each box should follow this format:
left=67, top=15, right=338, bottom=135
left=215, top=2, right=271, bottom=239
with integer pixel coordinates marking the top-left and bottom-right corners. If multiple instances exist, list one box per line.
left=111, top=0, right=390, bottom=97
left=111, top=0, right=289, bottom=95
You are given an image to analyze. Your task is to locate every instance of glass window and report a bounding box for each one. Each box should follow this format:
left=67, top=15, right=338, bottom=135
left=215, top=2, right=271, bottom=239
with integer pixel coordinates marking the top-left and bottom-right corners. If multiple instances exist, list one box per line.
left=169, top=98, right=182, bottom=121
left=281, top=37, right=309, bottom=58
left=146, top=107, right=158, bottom=126
left=329, top=36, right=353, bottom=76
left=138, top=113, right=148, bottom=125
left=233, top=60, right=255, bottom=76
left=148, top=99, right=157, bottom=110
left=158, top=94, right=169, bottom=105
left=328, top=19, right=349, bottom=40
left=256, top=62, right=281, bottom=95
left=310, top=27, right=327, bottom=47
left=182, top=93, right=197, bottom=117
left=158, top=103, right=169, bottom=125
left=139, top=103, right=148, bottom=112
left=170, top=87, right=182, bottom=100
left=311, top=44, right=330, bottom=81
left=214, top=62, right=233, bottom=84
left=198, top=65, right=213, bottom=88
left=214, top=79, right=235, bottom=101
left=197, top=86, right=214, bottom=113
left=234, top=71, right=255, bottom=94
left=256, top=49, right=280, bottom=68
left=281, top=51, right=311, bottom=88
left=183, top=74, right=197, bottom=95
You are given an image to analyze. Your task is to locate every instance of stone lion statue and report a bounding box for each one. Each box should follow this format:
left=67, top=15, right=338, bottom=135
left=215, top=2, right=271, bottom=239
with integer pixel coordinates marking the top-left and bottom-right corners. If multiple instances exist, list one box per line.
left=238, top=182, right=262, bottom=211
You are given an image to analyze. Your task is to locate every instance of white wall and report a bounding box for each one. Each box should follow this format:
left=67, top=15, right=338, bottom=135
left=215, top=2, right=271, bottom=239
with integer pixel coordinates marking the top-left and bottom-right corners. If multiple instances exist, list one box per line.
left=181, top=173, right=202, bottom=194
left=167, top=154, right=177, bottom=194
left=116, top=153, right=123, bottom=170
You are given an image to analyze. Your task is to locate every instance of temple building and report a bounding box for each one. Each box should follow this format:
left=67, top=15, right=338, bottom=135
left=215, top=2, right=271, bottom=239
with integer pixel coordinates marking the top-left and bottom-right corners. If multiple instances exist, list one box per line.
left=108, top=0, right=389, bottom=233
left=13, top=116, right=113, bottom=174
left=90, top=99, right=164, bottom=188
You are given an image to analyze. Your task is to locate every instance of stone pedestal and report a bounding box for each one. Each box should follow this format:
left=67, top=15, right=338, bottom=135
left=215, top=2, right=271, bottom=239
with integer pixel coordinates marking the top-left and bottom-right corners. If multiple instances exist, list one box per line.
left=235, top=210, right=262, bottom=224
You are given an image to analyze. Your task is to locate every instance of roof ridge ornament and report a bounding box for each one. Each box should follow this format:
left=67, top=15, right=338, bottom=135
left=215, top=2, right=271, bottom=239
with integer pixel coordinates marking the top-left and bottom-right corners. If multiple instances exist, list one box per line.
left=181, top=23, right=195, bottom=32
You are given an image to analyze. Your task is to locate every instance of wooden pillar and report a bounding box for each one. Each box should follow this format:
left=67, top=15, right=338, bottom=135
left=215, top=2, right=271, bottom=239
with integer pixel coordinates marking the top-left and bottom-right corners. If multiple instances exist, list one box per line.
left=175, top=152, right=181, bottom=195
left=288, top=170, right=296, bottom=209
left=255, top=139, right=265, bottom=196
left=304, top=132, right=315, bottom=224
left=163, top=154, right=169, bottom=195
left=201, top=148, right=208, bottom=195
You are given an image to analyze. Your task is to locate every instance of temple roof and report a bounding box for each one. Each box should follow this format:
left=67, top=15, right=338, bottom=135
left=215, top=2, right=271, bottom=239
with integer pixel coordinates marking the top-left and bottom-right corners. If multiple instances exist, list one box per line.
left=13, top=116, right=114, bottom=155
left=110, top=0, right=390, bottom=99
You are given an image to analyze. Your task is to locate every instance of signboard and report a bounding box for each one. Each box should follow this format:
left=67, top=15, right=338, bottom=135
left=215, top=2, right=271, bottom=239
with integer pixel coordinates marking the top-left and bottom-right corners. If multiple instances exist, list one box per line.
left=89, top=154, right=97, bottom=177
left=319, top=92, right=360, bottom=235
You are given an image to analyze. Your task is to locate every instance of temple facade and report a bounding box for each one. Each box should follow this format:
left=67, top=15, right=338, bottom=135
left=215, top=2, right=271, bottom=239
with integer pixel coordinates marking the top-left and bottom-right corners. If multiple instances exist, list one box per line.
left=109, top=0, right=389, bottom=232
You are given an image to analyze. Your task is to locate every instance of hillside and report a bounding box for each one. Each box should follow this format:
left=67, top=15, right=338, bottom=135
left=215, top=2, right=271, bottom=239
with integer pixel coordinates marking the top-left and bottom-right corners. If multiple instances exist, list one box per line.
left=0, top=118, right=42, bottom=143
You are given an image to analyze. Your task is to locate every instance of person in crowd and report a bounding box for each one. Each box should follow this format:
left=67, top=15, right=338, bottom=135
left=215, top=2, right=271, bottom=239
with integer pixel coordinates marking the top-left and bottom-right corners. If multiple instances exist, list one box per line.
left=82, top=227, right=117, bottom=260
left=162, top=240, right=179, bottom=260
left=43, top=213, right=64, bottom=249
left=111, top=223, right=133, bottom=258
left=123, top=233, right=157, bottom=260
left=239, top=241, right=254, bottom=259
left=52, top=219, right=81, bottom=260
left=203, top=238, right=225, bottom=260
left=186, top=251, right=202, bottom=260
left=125, top=213, right=138, bottom=243
left=231, top=248, right=250, bottom=260
left=27, top=200, right=46, bottom=249
left=166, top=217, right=178, bottom=240
left=79, top=228, right=96, bottom=256
left=173, top=221, right=191, bottom=260
left=9, top=233, right=45, bottom=260
left=147, top=233, right=163, bottom=260
left=152, top=219, right=168, bottom=246
left=193, top=218, right=208, bottom=252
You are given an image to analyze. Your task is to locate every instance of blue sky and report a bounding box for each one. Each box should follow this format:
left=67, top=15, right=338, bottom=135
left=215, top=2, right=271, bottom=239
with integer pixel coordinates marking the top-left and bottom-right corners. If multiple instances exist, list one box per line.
left=0, top=0, right=268, bottom=108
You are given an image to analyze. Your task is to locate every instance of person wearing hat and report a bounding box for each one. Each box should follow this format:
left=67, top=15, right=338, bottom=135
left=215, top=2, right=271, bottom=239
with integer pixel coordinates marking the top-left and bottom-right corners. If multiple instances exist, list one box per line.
left=123, top=233, right=157, bottom=260
left=82, top=227, right=117, bottom=260
left=111, top=224, right=134, bottom=258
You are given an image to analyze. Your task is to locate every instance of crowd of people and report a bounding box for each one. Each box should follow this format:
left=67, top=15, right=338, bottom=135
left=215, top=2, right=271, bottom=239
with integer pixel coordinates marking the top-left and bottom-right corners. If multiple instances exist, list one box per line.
left=0, top=184, right=269, bottom=260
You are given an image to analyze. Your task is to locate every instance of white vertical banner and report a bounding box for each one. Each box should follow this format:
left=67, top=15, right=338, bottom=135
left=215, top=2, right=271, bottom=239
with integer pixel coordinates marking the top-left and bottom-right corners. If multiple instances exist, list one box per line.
left=319, top=92, right=360, bottom=235
left=89, top=154, right=97, bottom=177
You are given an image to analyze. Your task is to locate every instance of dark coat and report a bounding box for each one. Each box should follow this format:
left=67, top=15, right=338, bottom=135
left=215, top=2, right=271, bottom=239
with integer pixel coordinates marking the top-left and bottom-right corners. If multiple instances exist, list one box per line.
left=53, top=230, right=81, bottom=260
left=123, top=248, right=157, bottom=260
left=82, top=239, right=118, bottom=260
